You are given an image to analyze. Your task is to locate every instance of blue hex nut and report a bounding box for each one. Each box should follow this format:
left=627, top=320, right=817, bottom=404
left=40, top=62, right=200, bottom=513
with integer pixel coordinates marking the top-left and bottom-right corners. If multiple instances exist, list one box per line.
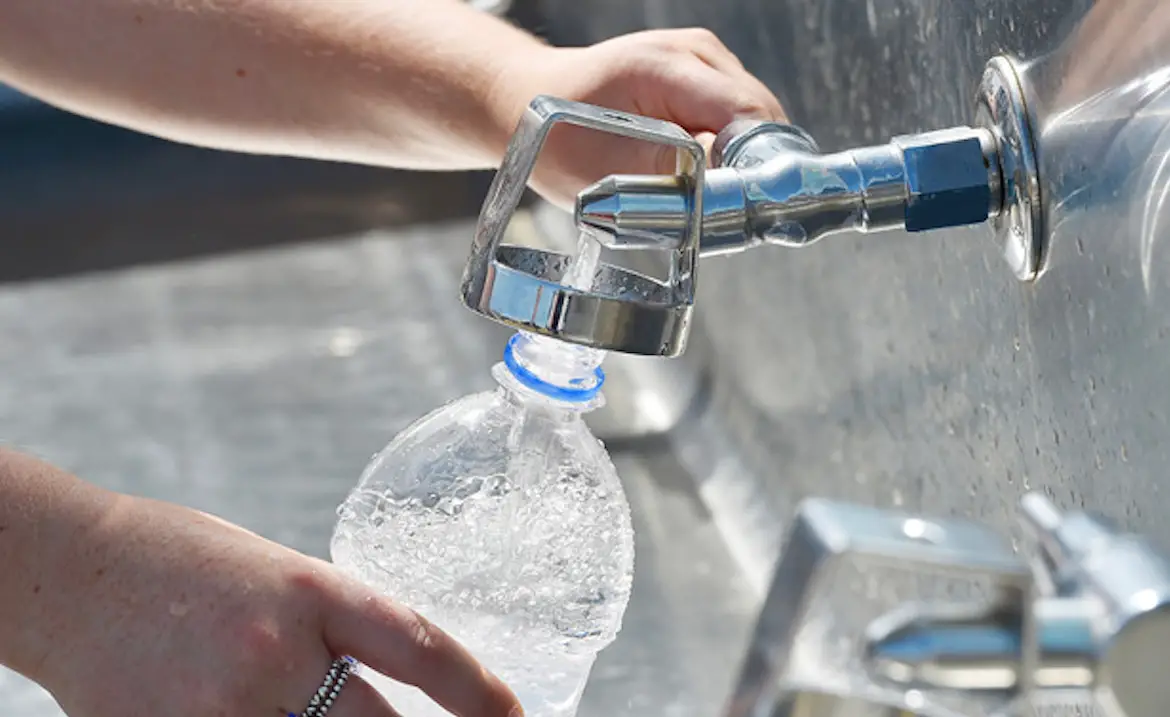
left=894, top=128, right=993, bottom=233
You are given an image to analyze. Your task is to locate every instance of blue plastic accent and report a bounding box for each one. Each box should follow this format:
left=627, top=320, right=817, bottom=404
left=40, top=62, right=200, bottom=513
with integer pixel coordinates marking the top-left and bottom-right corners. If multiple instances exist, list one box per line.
left=875, top=626, right=1021, bottom=661
left=503, top=334, right=605, bottom=403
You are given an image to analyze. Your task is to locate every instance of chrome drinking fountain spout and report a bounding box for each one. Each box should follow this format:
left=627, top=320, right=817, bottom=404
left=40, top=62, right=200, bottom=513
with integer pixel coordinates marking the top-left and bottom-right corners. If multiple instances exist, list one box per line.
left=575, top=55, right=1044, bottom=282
left=721, top=493, right=1170, bottom=717
left=861, top=493, right=1170, bottom=717
left=459, top=55, right=1042, bottom=357
left=578, top=122, right=999, bottom=251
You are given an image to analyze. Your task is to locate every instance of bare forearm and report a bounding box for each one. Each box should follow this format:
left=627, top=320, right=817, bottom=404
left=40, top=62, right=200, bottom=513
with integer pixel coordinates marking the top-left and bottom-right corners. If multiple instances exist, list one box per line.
left=0, top=0, right=545, bottom=169
left=0, top=449, right=116, bottom=682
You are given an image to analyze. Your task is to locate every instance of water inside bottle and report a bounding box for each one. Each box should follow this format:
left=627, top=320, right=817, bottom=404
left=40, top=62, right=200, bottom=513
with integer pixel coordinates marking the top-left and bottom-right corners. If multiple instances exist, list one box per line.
left=331, top=228, right=631, bottom=717
left=331, top=438, right=631, bottom=717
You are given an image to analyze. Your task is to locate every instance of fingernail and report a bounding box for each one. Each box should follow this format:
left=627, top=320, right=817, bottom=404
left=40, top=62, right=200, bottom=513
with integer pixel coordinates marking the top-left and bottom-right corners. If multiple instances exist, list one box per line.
left=508, top=705, right=525, bottom=717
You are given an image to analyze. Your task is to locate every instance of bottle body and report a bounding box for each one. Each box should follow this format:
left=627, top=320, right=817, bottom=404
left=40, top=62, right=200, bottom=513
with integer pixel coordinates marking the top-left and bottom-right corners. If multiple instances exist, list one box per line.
left=331, top=334, right=634, bottom=717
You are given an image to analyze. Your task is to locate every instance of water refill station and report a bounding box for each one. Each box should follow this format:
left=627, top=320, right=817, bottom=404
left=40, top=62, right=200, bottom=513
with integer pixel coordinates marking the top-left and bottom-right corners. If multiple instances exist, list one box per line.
left=454, top=45, right=1170, bottom=717
left=3, top=1, right=1170, bottom=716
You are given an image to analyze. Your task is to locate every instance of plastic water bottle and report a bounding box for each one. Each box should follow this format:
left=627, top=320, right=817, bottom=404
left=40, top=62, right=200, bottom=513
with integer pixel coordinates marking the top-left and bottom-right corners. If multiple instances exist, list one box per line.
left=330, top=326, right=635, bottom=717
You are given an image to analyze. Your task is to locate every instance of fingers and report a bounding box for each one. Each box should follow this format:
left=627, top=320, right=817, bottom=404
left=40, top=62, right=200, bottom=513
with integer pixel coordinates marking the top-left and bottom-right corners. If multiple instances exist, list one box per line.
left=658, top=27, right=745, bottom=74
left=322, top=585, right=520, bottom=717
left=657, top=59, right=780, bottom=136
left=694, top=131, right=718, bottom=165
left=645, top=28, right=788, bottom=125
left=716, top=65, right=787, bottom=122
left=630, top=54, right=785, bottom=175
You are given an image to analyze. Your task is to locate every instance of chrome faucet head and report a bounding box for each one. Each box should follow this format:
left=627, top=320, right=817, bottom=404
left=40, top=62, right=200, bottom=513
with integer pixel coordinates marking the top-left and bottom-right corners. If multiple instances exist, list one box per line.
left=579, top=116, right=1001, bottom=257
left=721, top=498, right=1034, bottom=717
left=1016, top=494, right=1170, bottom=717
left=459, top=96, right=706, bottom=357
left=710, top=119, right=820, bottom=168
left=738, top=493, right=1170, bottom=717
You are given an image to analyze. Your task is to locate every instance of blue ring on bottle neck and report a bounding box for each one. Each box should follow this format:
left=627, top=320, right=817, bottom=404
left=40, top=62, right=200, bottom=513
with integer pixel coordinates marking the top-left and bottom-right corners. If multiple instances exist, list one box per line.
left=502, top=333, right=605, bottom=403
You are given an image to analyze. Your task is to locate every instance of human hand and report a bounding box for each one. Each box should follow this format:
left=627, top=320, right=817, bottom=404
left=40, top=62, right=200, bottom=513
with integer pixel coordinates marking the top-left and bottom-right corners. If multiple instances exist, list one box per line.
left=489, top=28, right=788, bottom=208
left=35, top=493, right=520, bottom=717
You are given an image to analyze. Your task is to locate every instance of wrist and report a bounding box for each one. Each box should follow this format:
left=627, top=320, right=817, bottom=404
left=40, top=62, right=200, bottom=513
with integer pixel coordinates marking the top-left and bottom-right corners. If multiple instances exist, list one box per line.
left=460, top=33, right=562, bottom=168
left=338, top=5, right=555, bottom=171
left=0, top=450, right=119, bottom=684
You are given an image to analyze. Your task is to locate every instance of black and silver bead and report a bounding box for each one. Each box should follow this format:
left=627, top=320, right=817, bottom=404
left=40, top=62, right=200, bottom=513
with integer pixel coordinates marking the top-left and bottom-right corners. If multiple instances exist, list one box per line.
left=291, top=656, right=358, bottom=717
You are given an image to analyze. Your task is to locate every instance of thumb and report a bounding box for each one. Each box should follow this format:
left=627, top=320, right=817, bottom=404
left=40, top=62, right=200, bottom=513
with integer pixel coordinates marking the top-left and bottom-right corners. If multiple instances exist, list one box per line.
left=696, top=131, right=718, bottom=167
left=648, top=131, right=719, bottom=176
left=322, top=581, right=520, bottom=717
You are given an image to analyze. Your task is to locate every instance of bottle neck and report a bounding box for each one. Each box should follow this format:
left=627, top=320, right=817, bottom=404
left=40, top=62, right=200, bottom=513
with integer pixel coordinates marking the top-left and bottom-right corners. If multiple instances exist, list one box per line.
left=494, top=331, right=606, bottom=410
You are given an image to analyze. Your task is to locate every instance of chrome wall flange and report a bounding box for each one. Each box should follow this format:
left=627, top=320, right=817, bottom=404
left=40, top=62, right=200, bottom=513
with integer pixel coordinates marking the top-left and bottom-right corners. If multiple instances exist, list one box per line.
left=976, top=55, right=1046, bottom=282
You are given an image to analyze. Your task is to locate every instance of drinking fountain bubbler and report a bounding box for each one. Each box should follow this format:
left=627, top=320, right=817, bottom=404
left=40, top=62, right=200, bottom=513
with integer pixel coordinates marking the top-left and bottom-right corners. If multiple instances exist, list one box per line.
left=725, top=493, right=1170, bottom=717
left=460, top=55, right=1042, bottom=359
left=458, top=54, right=1170, bottom=716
